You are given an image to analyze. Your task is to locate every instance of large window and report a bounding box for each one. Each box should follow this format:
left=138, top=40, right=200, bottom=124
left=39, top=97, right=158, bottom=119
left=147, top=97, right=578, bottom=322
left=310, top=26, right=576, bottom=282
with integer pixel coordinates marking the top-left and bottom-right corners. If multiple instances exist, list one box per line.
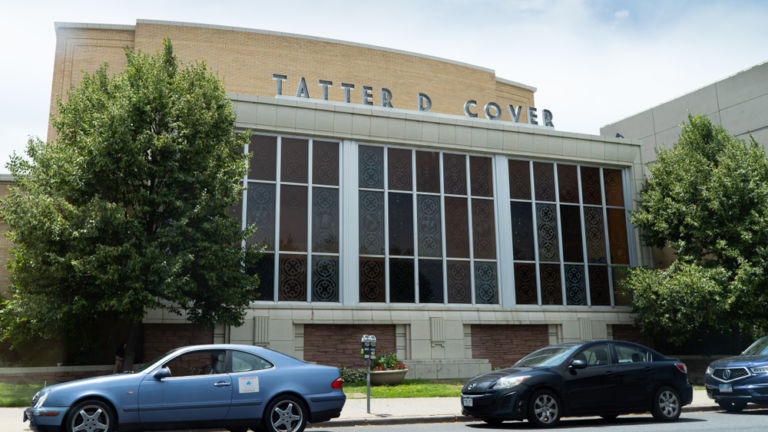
left=509, top=160, right=630, bottom=306
left=359, top=146, right=499, bottom=304
left=245, top=135, right=340, bottom=302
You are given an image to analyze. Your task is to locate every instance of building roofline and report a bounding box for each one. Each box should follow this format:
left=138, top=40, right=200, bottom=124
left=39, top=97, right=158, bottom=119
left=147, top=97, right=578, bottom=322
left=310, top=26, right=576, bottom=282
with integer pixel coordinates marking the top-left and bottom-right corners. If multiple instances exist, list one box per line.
left=55, top=22, right=136, bottom=32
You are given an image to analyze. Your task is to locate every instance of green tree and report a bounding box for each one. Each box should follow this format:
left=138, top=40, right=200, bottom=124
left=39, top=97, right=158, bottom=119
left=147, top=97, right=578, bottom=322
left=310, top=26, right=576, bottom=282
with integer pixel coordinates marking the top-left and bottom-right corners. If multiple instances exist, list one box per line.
left=625, top=115, right=768, bottom=345
left=0, top=39, right=259, bottom=364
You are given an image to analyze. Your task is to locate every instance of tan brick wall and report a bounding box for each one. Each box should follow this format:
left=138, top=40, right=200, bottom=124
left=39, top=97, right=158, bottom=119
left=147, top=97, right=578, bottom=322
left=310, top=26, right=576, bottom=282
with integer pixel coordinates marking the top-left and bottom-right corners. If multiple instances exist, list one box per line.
left=142, top=323, right=213, bottom=360
left=49, top=21, right=536, bottom=143
left=471, top=325, right=549, bottom=369
left=303, top=324, right=396, bottom=369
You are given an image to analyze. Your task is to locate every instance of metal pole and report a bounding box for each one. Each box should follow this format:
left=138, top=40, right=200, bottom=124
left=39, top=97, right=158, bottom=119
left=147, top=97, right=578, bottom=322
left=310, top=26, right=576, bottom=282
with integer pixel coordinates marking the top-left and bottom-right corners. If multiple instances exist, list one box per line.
left=366, top=357, right=371, bottom=414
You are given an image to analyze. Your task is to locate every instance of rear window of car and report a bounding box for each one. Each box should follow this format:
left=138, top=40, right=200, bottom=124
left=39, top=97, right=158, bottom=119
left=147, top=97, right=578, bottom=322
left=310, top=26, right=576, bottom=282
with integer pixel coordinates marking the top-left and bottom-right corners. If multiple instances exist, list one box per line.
left=232, top=350, right=273, bottom=372
left=615, top=344, right=651, bottom=363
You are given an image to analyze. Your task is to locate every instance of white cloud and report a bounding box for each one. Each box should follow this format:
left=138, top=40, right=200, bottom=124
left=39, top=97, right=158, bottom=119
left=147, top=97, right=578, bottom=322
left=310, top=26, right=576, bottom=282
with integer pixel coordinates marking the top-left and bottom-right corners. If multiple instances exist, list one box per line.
left=615, top=9, right=630, bottom=19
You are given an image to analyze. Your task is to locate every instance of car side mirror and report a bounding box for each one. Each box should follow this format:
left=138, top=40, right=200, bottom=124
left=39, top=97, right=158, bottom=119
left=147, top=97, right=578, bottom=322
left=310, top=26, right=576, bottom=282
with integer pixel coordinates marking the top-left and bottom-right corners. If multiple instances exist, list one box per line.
left=569, top=359, right=587, bottom=370
left=154, top=367, right=171, bottom=380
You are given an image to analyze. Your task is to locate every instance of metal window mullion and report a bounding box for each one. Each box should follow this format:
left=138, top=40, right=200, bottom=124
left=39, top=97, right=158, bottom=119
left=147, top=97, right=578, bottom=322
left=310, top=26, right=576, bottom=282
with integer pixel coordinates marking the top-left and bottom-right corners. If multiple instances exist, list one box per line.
left=383, top=147, right=391, bottom=304
left=466, top=155, right=476, bottom=305
left=496, top=156, right=515, bottom=307
left=439, top=152, right=448, bottom=305
left=489, top=157, right=501, bottom=305
left=273, top=136, right=282, bottom=303
left=530, top=161, right=542, bottom=305
left=600, top=167, right=615, bottom=305
left=552, top=164, right=566, bottom=306
left=622, top=168, right=638, bottom=267
left=576, top=165, right=591, bottom=306
left=307, top=139, right=313, bottom=303
left=412, top=150, right=420, bottom=303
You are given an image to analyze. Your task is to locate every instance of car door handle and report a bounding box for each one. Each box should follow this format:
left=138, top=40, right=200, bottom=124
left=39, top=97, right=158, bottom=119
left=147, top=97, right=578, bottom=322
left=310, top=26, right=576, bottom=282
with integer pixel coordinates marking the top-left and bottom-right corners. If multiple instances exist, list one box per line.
left=214, top=381, right=231, bottom=387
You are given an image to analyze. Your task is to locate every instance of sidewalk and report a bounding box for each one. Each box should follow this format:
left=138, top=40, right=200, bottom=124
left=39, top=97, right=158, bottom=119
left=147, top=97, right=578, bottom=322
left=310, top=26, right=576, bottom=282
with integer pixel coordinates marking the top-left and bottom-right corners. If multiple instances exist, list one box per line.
left=0, top=389, right=717, bottom=432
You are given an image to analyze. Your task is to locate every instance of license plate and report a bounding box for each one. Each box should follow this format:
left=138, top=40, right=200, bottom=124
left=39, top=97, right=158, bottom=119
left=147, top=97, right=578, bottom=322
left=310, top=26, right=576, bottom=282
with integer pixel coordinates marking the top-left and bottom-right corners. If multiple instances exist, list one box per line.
left=462, top=396, right=473, bottom=407
left=719, top=383, right=733, bottom=393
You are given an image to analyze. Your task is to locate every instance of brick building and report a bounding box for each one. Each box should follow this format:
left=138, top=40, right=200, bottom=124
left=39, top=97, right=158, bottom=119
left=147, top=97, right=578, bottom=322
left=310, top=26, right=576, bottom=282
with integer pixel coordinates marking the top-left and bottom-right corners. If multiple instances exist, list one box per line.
left=41, top=20, right=650, bottom=377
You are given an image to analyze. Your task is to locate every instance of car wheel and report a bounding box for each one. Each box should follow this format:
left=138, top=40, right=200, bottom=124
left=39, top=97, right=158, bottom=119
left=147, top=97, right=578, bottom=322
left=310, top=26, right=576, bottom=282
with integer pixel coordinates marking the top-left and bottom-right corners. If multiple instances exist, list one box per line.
left=527, top=389, right=561, bottom=427
left=66, top=399, right=115, bottom=432
left=651, top=386, right=681, bottom=422
left=482, top=417, right=503, bottom=425
left=718, top=400, right=747, bottom=412
left=263, top=395, right=307, bottom=432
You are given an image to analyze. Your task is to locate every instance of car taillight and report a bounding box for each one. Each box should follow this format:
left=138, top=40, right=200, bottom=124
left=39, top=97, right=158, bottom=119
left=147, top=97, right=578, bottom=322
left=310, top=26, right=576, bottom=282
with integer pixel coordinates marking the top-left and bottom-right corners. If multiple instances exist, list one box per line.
left=675, top=362, right=688, bottom=374
left=331, top=377, right=343, bottom=389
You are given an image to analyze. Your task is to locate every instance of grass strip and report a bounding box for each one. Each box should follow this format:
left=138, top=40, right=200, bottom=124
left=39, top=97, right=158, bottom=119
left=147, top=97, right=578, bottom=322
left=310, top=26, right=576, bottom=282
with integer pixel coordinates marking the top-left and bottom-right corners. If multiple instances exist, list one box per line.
left=0, top=382, right=43, bottom=407
left=344, top=379, right=464, bottom=398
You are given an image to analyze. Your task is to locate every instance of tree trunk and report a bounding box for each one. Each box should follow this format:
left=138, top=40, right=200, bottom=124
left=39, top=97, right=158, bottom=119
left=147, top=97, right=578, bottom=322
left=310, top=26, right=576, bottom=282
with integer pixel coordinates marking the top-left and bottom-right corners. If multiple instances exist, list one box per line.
left=123, top=321, right=141, bottom=371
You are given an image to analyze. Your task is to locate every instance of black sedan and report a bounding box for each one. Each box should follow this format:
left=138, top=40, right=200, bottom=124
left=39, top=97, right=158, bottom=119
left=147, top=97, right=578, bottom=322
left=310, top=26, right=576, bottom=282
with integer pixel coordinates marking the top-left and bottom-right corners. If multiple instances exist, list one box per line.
left=461, top=340, right=693, bottom=427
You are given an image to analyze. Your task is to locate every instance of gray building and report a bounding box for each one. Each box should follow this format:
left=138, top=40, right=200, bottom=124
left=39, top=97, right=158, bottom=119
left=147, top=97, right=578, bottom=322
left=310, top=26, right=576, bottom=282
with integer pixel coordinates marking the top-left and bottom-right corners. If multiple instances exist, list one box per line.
left=601, top=60, right=768, bottom=167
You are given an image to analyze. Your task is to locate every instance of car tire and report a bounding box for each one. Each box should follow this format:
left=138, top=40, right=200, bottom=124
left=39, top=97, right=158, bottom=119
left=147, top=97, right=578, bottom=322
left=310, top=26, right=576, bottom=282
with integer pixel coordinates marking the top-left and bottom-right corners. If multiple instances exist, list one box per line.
left=482, top=417, right=503, bottom=425
left=527, top=389, right=561, bottom=427
left=263, top=394, right=308, bottom=432
left=718, top=400, right=747, bottom=412
left=651, top=386, right=681, bottom=422
left=65, top=399, right=115, bottom=432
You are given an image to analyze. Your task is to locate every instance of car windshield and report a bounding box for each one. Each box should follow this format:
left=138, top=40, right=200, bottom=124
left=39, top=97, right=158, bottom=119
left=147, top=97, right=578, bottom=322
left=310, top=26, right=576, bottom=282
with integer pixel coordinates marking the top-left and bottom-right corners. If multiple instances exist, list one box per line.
left=742, top=336, right=768, bottom=356
left=515, top=345, right=581, bottom=367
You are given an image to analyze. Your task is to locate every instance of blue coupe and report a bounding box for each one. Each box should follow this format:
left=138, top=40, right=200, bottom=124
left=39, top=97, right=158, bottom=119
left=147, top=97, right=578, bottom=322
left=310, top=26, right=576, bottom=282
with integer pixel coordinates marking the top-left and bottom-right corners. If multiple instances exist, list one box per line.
left=24, top=344, right=346, bottom=432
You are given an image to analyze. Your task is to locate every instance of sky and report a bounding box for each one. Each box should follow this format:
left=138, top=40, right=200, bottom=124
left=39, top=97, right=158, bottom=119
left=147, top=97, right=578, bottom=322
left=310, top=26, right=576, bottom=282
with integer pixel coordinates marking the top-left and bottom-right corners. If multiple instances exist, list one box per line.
left=2, top=0, right=767, bottom=174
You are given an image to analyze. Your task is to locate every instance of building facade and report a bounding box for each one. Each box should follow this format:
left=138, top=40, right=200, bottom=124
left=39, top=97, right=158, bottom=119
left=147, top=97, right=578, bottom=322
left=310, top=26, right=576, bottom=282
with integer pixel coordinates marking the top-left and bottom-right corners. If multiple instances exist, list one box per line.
left=49, top=20, right=650, bottom=377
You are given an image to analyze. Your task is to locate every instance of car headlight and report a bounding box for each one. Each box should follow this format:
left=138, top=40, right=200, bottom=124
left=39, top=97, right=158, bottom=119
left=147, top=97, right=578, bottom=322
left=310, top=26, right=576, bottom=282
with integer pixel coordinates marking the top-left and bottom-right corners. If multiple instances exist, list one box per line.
left=750, top=366, right=768, bottom=374
left=706, top=366, right=713, bottom=376
left=34, top=391, right=49, bottom=408
left=492, top=375, right=530, bottom=390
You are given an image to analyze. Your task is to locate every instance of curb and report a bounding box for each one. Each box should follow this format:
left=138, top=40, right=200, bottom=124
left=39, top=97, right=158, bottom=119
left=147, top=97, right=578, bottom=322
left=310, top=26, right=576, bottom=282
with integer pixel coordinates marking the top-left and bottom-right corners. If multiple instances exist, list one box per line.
left=308, top=406, right=721, bottom=428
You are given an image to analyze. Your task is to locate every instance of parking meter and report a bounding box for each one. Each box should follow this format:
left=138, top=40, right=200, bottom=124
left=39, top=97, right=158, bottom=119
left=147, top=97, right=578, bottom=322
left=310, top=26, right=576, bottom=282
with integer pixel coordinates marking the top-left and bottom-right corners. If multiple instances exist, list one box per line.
left=361, top=334, right=377, bottom=360
left=361, top=334, right=377, bottom=413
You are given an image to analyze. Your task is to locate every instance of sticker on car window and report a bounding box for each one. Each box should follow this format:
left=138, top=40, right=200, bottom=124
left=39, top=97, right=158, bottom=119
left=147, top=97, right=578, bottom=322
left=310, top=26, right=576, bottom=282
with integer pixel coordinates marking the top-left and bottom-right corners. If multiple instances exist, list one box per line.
left=238, top=376, right=260, bottom=393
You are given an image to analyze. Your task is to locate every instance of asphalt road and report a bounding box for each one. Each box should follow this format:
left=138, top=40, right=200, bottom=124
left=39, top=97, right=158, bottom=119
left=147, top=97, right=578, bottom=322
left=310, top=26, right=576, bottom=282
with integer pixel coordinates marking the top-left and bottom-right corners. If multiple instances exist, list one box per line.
left=322, top=409, right=768, bottom=432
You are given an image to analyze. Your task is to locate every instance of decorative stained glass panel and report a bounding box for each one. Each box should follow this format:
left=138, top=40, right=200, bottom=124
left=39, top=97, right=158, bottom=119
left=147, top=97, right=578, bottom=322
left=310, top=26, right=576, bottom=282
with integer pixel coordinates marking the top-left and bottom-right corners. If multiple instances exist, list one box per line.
left=416, top=151, right=440, bottom=193
left=557, top=164, right=579, bottom=203
left=279, top=255, right=307, bottom=301
left=359, top=146, right=383, bottom=189
left=607, top=208, right=630, bottom=264
left=510, top=201, right=535, bottom=261
left=472, top=199, right=496, bottom=259
left=540, top=264, right=562, bottom=305
left=281, top=138, right=308, bottom=183
left=246, top=183, right=275, bottom=249
left=509, top=160, right=531, bottom=200
left=445, top=197, right=469, bottom=258
left=604, top=168, right=625, bottom=206
left=312, top=141, right=339, bottom=186
left=514, top=263, right=537, bottom=304
left=534, top=162, right=555, bottom=201
left=589, top=265, right=610, bottom=306
left=581, top=167, right=602, bottom=205
left=443, top=154, right=467, bottom=195
left=359, top=191, right=384, bottom=255
left=475, top=262, right=498, bottom=304
left=447, top=261, right=471, bottom=304
left=389, top=258, right=415, bottom=302
left=565, top=264, right=586, bottom=305
left=312, top=188, right=339, bottom=253
left=470, top=156, right=493, bottom=197
left=536, top=203, right=559, bottom=262
left=417, top=195, right=442, bottom=257
left=560, top=204, right=584, bottom=262
left=389, top=193, right=414, bottom=256
left=279, top=185, right=307, bottom=252
left=248, top=135, right=276, bottom=181
left=419, top=259, right=444, bottom=303
left=359, top=258, right=385, bottom=302
left=584, top=206, right=607, bottom=263
left=312, top=256, right=338, bottom=302
left=388, top=148, right=412, bottom=191
left=249, top=253, right=274, bottom=301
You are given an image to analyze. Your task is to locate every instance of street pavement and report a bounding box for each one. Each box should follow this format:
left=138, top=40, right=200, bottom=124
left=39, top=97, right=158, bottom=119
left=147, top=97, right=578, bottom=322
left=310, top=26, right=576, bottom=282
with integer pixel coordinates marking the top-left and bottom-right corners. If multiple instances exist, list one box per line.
left=0, top=389, right=716, bottom=431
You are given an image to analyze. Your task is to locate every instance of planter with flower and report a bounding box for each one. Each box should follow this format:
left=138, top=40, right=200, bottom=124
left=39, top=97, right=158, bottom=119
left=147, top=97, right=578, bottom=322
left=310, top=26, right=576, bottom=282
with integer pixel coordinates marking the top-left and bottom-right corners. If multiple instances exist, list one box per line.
left=369, top=351, right=408, bottom=386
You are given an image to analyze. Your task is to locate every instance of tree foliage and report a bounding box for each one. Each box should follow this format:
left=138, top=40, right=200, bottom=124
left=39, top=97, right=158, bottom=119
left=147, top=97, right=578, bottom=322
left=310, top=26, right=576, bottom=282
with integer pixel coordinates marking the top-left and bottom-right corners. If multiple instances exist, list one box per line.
left=625, top=115, right=768, bottom=344
left=0, top=39, right=259, bottom=352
